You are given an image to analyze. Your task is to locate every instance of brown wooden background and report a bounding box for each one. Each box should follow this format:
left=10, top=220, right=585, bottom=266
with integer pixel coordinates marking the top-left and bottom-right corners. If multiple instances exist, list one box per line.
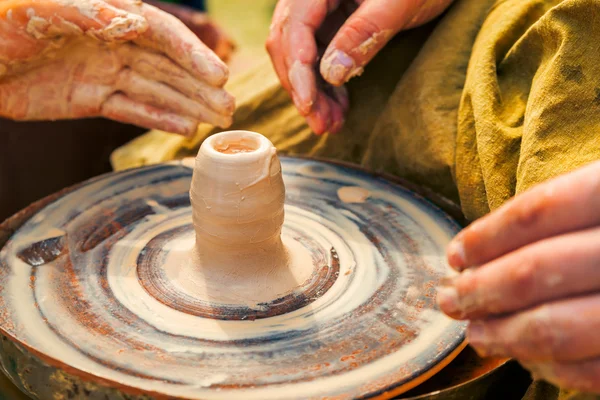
left=0, top=118, right=145, bottom=222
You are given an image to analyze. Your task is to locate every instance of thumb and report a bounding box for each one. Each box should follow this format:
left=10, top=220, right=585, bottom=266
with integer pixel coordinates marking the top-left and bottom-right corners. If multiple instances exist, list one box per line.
left=319, top=0, right=452, bottom=86
left=4, top=0, right=148, bottom=41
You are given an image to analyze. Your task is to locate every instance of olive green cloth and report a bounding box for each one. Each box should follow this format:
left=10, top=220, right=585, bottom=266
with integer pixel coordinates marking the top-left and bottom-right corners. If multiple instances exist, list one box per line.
left=111, top=0, right=600, bottom=399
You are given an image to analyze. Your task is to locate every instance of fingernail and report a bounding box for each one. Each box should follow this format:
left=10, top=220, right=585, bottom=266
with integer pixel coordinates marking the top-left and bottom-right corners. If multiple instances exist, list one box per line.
left=436, top=286, right=460, bottom=314
left=321, top=49, right=355, bottom=85
left=288, top=61, right=314, bottom=115
left=447, top=238, right=466, bottom=269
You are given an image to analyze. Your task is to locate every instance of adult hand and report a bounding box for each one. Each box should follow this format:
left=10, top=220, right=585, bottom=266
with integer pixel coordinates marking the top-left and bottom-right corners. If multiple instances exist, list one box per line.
left=144, top=0, right=235, bottom=61
left=0, top=0, right=234, bottom=136
left=266, top=0, right=453, bottom=134
left=438, top=160, right=600, bottom=393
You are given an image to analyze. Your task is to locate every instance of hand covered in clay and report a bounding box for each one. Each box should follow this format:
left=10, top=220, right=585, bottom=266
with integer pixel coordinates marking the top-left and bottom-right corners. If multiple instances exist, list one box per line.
left=266, top=0, right=453, bottom=134
left=437, top=160, right=600, bottom=393
left=0, top=0, right=234, bottom=135
left=143, top=0, right=235, bottom=61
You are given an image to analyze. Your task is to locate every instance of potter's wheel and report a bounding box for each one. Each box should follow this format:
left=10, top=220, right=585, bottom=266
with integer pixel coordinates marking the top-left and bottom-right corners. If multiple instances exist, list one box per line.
left=0, top=157, right=466, bottom=400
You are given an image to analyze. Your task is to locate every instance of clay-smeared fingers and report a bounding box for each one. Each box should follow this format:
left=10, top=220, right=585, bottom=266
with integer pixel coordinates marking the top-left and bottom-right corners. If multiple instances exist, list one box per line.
left=466, top=294, right=600, bottom=363
left=320, top=0, right=453, bottom=86
left=69, top=83, right=115, bottom=117
left=525, top=359, right=600, bottom=394
left=268, top=0, right=344, bottom=116
left=304, top=82, right=349, bottom=134
left=142, top=0, right=235, bottom=61
left=1, top=0, right=147, bottom=41
left=102, top=93, right=198, bottom=136
left=279, top=0, right=336, bottom=115
left=327, top=95, right=345, bottom=133
left=106, top=0, right=228, bottom=87
left=266, top=0, right=295, bottom=93
left=446, top=161, right=600, bottom=271
left=306, top=92, right=332, bottom=135
left=319, top=0, right=406, bottom=86
left=437, top=227, right=600, bottom=321
left=266, top=0, right=353, bottom=132
left=118, top=45, right=234, bottom=115
left=115, top=69, right=232, bottom=128
left=0, top=62, right=115, bottom=120
left=287, top=60, right=317, bottom=115
left=326, top=83, right=349, bottom=131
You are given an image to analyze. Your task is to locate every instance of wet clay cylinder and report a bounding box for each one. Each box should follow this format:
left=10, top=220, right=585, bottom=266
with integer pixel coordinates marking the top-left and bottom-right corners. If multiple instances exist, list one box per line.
left=188, top=130, right=308, bottom=303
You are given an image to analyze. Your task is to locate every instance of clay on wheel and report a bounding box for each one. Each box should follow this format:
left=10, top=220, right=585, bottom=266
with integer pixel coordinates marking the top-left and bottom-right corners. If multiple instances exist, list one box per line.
left=0, top=131, right=466, bottom=400
left=187, top=130, right=313, bottom=307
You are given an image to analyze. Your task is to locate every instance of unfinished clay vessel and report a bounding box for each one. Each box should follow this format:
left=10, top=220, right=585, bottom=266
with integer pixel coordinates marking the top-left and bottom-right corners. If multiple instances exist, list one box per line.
left=0, top=131, right=467, bottom=400
left=188, top=131, right=311, bottom=308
